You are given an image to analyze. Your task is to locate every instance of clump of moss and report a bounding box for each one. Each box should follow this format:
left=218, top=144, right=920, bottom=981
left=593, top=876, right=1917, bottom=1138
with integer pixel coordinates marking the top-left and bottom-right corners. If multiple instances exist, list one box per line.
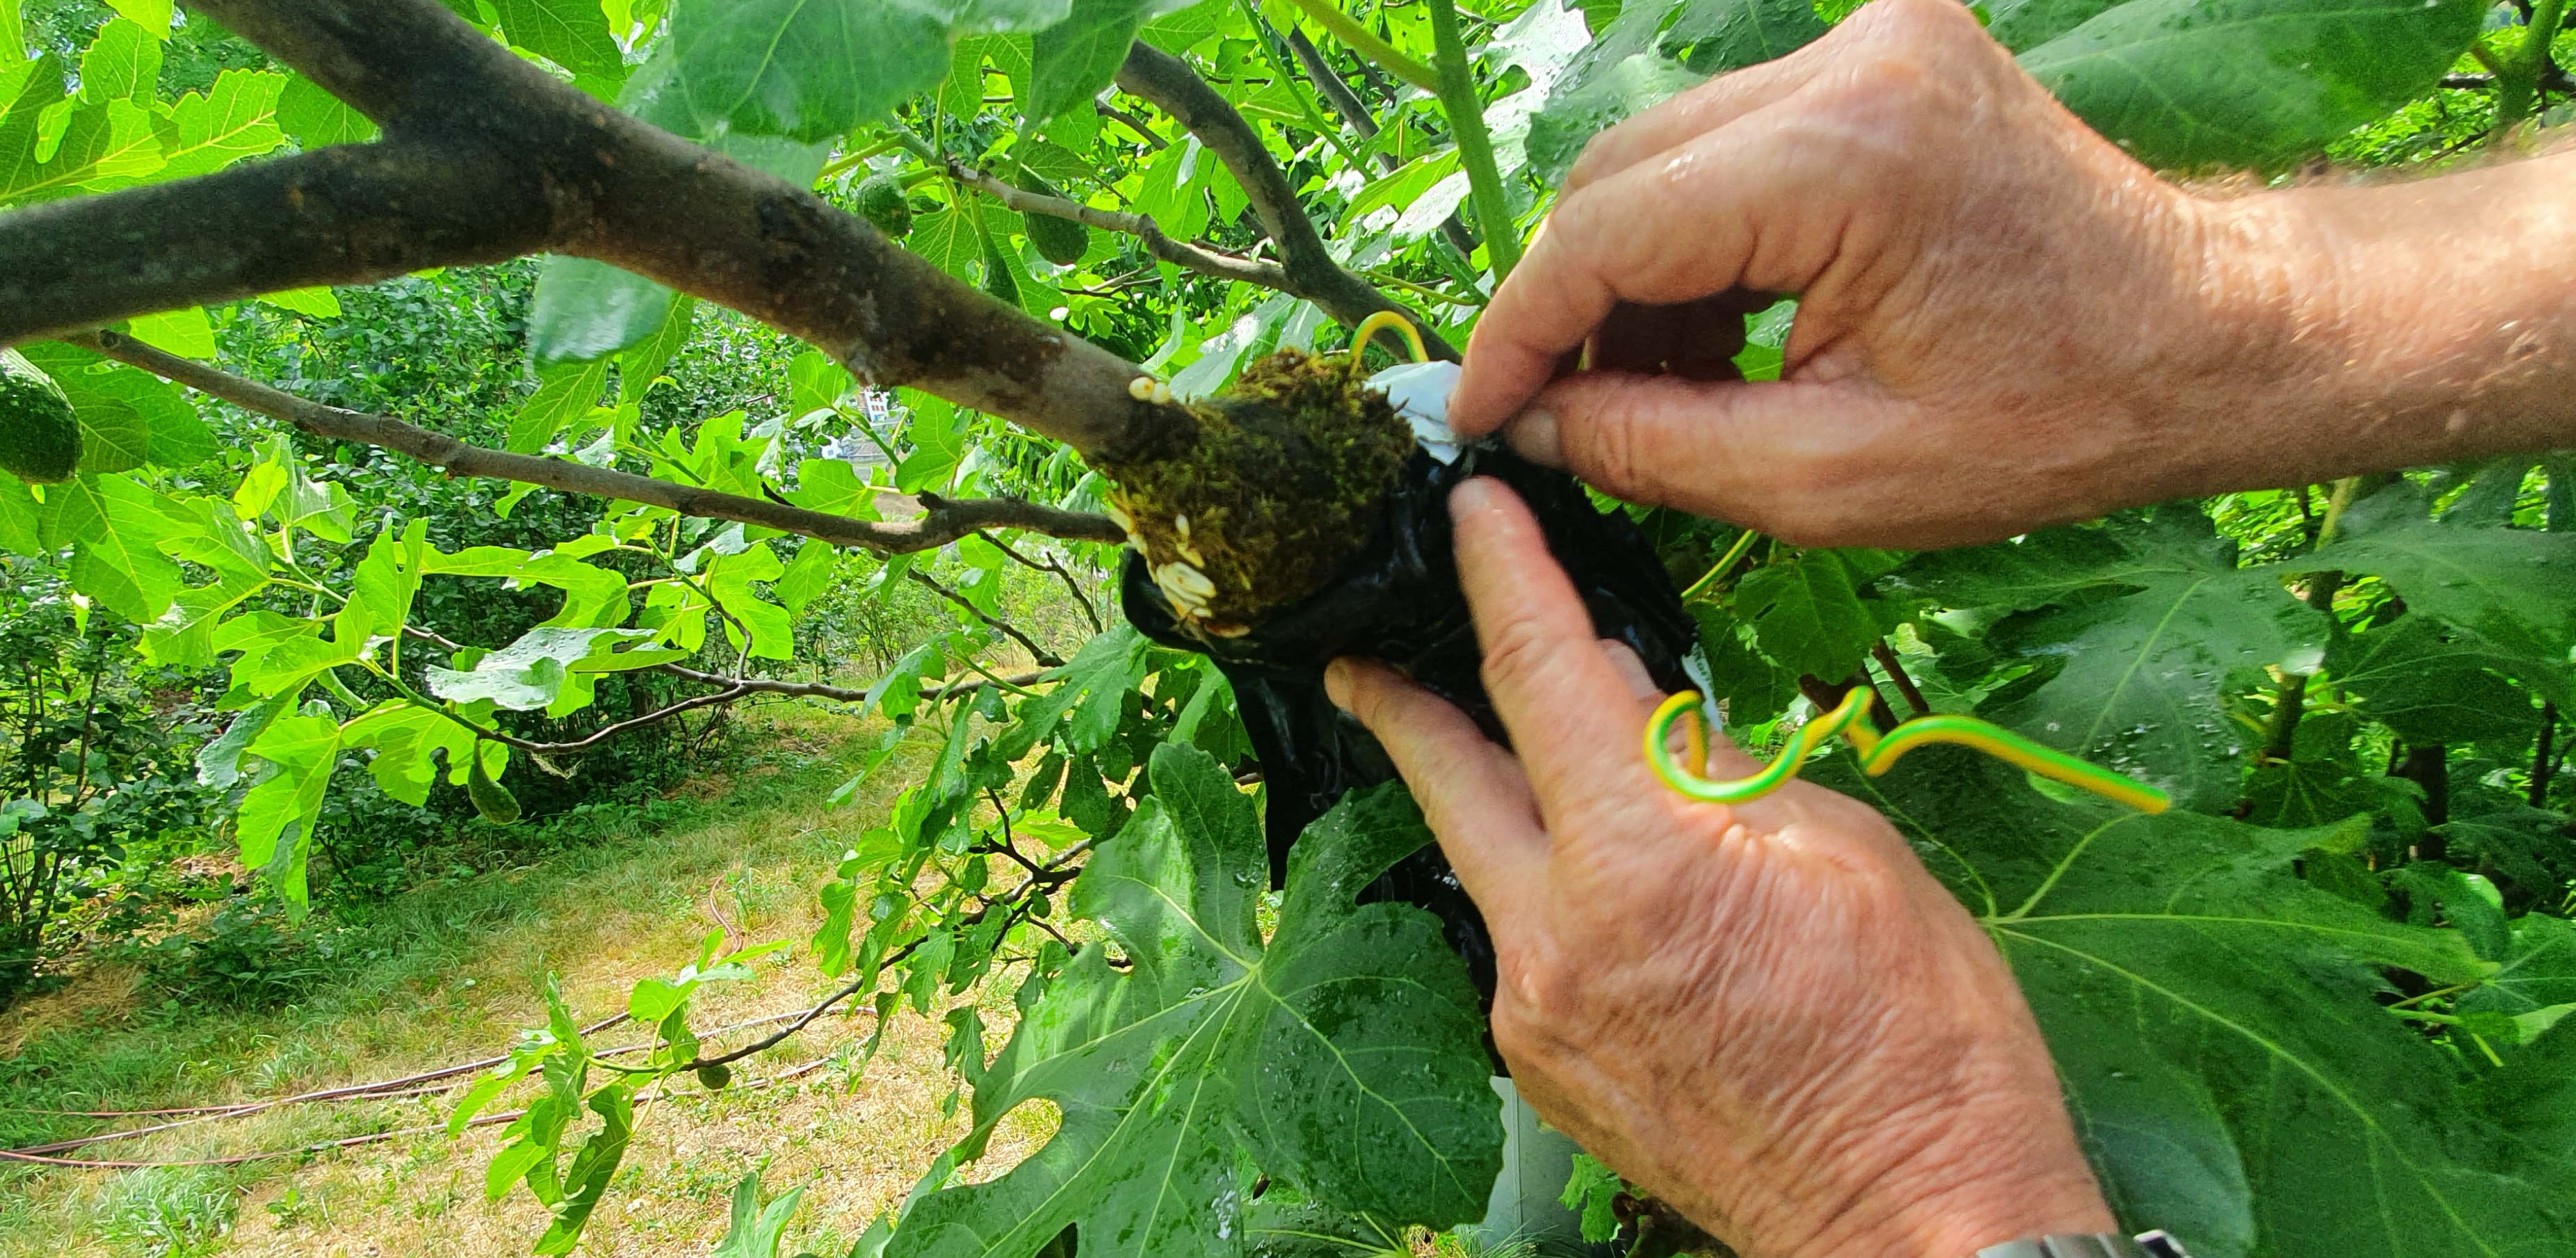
left=1102, top=347, right=1412, bottom=638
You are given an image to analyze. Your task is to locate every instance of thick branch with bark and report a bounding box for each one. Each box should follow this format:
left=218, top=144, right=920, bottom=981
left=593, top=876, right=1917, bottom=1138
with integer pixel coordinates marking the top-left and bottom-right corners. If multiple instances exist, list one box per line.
left=76, top=329, right=1125, bottom=554
left=1117, top=42, right=1459, bottom=362
left=0, top=0, right=1194, bottom=465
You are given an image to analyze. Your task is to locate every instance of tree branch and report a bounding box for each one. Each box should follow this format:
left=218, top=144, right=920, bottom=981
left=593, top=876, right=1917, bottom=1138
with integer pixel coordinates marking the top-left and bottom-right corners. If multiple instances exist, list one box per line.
left=976, top=529, right=1104, bottom=634
left=73, top=329, right=1126, bottom=554
left=1095, top=99, right=1169, bottom=150
left=1287, top=26, right=1382, bottom=143
left=1284, top=26, right=1482, bottom=262
left=909, top=570, right=1067, bottom=668
left=946, top=159, right=1293, bottom=291
left=0, top=0, right=1194, bottom=465
left=483, top=685, right=754, bottom=756
left=1116, top=42, right=1459, bottom=362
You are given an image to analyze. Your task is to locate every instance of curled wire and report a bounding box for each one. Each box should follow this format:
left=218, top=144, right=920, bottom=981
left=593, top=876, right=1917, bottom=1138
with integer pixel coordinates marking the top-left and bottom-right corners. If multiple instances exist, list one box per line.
left=1348, top=310, right=1429, bottom=368
left=1644, top=688, right=2171, bottom=814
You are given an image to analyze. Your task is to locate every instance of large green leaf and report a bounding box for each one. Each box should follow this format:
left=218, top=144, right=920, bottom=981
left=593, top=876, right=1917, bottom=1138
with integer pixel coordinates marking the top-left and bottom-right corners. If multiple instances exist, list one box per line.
left=1028, top=0, right=1192, bottom=124
left=2301, top=484, right=2576, bottom=705
left=1891, top=508, right=2327, bottom=812
left=995, top=624, right=1150, bottom=759
left=1662, top=0, right=1826, bottom=73
left=706, top=540, right=793, bottom=661
left=277, top=73, right=378, bottom=147
left=2328, top=613, right=2541, bottom=747
left=1984, top=0, right=2119, bottom=53
left=1826, top=749, right=2574, bottom=1256
left=2440, top=796, right=2576, bottom=900
left=493, top=0, right=626, bottom=78
left=889, top=746, right=1502, bottom=1258
left=51, top=472, right=181, bottom=622
left=426, top=626, right=658, bottom=711
left=713, top=1173, right=805, bottom=1258
left=0, top=58, right=150, bottom=207
left=235, top=710, right=344, bottom=901
left=155, top=69, right=288, bottom=179
left=79, top=19, right=163, bottom=103
left=1729, top=547, right=1898, bottom=683
left=1523, top=0, right=1704, bottom=186
left=506, top=358, right=612, bottom=453
left=2016, top=0, right=2484, bottom=169
left=528, top=49, right=832, bottom=366
left=1520, top=0, right=1824, bottom=183
left=673, top=0, right=1067, bottom=144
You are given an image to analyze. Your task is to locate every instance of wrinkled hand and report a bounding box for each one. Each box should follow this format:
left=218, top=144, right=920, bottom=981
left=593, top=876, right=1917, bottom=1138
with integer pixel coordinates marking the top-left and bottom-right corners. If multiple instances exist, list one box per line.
left=1447, top=0, right=2316, bottom=549
left=1327, top=478, right=2112, bottom=1258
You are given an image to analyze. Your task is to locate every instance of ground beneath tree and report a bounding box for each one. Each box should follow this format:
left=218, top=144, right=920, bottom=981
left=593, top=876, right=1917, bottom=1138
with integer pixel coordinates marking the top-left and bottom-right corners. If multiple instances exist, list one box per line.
left=0, top=708, right=1057, bottom=1258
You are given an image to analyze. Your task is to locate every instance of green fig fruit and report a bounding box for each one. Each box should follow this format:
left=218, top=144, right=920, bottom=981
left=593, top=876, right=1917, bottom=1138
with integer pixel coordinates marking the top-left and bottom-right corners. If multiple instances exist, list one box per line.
left=0, top=347, right=82, bottom=484
left=466, top=745, right=521, bottom=825
left=975, top=214, right=1021, bottom=309
left=1012, top=166, right=1092, bottom=266
left=696, top=1063, right=732, bottom=1090
left=856, top=172, right=912, bottom=239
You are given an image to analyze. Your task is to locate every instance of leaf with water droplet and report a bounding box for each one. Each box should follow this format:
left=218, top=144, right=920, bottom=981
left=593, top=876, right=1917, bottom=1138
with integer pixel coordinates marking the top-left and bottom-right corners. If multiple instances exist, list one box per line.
left=1822, top=748, right=2559, bottom=1254
left=888, top=745, right=1499, bottom=1258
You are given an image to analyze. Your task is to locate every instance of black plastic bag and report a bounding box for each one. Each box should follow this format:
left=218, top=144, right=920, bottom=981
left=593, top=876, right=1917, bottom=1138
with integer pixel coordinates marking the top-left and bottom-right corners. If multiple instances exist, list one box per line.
left=1123, top=447, right=1699, bottom=999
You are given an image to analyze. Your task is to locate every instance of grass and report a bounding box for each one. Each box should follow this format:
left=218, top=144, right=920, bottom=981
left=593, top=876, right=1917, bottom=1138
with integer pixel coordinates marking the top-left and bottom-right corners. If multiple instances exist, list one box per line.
left=0, top=703, right=1059, bottom=1257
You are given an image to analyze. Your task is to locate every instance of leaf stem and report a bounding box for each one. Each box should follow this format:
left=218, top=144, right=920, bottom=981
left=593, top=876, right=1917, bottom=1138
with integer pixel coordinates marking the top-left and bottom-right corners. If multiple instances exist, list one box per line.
left=2497, top=0, right=2569, bottom=125
left=1682, top=529, right=1763, bottom=602
left=1235, top=0, right=1367, bottom=167
left=816, top=134, right=907, bottom=184
left=1426, top=0, right=1521, bottom=279
left=1278, top=0, right=1441, bottom=92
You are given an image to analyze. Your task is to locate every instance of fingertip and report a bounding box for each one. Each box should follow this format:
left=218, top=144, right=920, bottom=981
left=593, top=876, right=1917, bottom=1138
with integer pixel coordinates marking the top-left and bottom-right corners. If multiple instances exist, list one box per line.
left=1598, top=640, right=1658, bottom=701
left=1323, top=656, right=1356, bottom=713
left=1446, top=473, right=1516, bottom=524
left=1500, top=408, right=1562, bottom=468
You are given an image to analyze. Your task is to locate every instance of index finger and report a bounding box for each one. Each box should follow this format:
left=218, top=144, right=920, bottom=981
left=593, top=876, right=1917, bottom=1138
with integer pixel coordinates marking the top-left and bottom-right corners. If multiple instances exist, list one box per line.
left=1447, top=117, right=1817, bottom=437
left=1447, top=477, right=1662, bottom=817
left=1562, top=53, right=1815, bottom=194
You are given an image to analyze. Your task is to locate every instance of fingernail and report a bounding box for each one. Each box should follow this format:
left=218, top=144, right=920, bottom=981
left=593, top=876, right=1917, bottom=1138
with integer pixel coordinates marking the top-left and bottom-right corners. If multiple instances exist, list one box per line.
left=1448, top=475, right=1502, bottom=521
left=1599, top=640, right=1658, bottom=701
left=1324, top=658, right=1355, bottom=712
left=1504, top=408, right=1561, bottom=466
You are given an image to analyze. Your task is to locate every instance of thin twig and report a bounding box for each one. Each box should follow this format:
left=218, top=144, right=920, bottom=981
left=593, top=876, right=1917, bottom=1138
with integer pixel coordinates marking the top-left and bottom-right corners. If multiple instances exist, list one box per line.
left=978, top=530, right=1104, bottom=634
left=948, top=158, right=1292, bottom=291
left=74, top=330, right=1126, bottom=554
left=909, top=570, right=1066, bottom=668
left=1095, top=99, right=1168, bottom=149
left=1870, top=640, right=1932, bottom=720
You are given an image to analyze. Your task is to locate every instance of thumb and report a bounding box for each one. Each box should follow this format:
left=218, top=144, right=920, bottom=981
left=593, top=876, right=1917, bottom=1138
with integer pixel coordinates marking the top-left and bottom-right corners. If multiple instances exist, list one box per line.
left=1501, top=371, right=1909, bottom=546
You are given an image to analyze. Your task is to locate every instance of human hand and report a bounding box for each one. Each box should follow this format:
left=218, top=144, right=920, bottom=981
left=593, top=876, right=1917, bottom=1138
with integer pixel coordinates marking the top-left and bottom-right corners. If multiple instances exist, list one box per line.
left=1325, top=477, right=2113, bottom=1258
left=1446, top=0, right=2328, bottom=549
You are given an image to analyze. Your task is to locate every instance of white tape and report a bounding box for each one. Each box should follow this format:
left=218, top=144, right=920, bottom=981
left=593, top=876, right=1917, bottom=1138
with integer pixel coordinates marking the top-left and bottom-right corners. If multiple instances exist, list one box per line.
left=1368, top=360, right=1466, bottom=465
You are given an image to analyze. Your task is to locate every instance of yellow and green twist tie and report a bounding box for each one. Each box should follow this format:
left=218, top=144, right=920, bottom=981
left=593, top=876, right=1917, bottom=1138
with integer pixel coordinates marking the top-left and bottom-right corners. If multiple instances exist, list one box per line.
left=1349, top=310, right=1430, bottom=366
left=1644, top=688, right=2171, bottom=814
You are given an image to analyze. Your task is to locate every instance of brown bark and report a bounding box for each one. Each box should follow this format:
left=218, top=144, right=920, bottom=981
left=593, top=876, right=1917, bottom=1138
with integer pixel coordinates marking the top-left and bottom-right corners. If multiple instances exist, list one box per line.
left=0, top=0, right=1195, bottom=464
left=1116, top=42, right=1458, bottom=362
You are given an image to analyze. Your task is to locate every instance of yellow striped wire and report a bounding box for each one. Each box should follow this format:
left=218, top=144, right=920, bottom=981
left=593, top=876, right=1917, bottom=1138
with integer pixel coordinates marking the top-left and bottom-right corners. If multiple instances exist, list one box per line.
left=1349, top=310, right=1429, bottom=366
left=1644, top=688, right=2169, bottom=814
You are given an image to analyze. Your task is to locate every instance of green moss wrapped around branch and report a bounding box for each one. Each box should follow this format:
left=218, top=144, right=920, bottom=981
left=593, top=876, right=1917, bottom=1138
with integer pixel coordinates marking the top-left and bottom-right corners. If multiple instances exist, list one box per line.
left=1101, top=348, right=1413, bottom=638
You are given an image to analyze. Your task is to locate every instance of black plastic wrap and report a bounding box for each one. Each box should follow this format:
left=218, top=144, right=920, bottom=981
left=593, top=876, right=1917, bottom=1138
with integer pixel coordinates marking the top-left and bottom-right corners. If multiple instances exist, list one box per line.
left=1122, top=448, right=1699, bottom=999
